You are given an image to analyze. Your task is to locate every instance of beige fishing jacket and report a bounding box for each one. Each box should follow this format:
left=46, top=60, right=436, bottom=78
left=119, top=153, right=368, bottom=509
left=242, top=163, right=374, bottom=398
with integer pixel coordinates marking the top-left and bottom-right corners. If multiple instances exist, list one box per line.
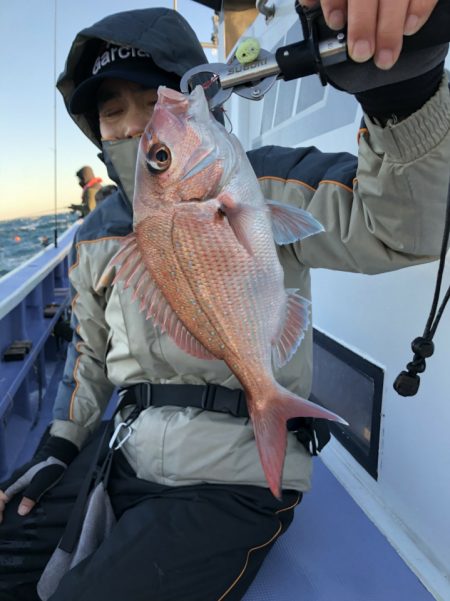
left=51, top=75, right=450, bottom=492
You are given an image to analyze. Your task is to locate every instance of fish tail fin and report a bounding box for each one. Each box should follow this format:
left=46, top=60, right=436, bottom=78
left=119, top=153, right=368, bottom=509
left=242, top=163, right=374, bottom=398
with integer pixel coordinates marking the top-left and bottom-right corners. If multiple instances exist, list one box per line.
left=251, top=387, right=347, bottom=499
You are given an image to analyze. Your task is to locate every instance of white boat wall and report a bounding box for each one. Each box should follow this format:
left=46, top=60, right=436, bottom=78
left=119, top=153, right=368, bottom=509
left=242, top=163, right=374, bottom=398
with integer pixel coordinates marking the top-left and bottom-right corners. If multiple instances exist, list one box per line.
left=223, top=2, right=450, bottom=599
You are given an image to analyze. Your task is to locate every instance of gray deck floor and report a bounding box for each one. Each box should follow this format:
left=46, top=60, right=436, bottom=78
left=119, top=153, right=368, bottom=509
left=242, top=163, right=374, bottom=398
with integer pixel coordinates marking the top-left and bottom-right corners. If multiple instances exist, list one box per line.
left=243, top=459, right=432, bottom=601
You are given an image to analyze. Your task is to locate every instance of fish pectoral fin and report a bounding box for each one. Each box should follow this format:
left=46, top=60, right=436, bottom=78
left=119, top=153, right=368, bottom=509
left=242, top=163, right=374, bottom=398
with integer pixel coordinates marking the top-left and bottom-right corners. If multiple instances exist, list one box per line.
left=218, top=193, right=257, bottom=255
left=110, top=233, right=216, bottom=361
left=181, top=144, right=217, bottom=182
left=266, top=200, right=324, bottom=245
left=272, top=290, right=311, bottom=369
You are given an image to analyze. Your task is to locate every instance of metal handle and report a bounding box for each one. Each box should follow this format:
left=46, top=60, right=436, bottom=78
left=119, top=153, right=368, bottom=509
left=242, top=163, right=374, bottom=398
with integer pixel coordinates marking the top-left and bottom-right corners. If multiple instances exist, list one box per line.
left=219, top=50, right=280, bottom=90
left=256, top=0, right=275, bottom=21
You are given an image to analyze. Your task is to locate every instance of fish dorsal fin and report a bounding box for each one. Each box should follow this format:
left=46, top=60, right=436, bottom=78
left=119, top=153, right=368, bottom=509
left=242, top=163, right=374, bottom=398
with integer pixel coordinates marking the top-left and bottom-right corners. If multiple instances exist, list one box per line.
left=110, top=234, right=216, bottom=361
left=266, top=200, right=324, bottom=245
left=272, top=289, right=311, bottom=369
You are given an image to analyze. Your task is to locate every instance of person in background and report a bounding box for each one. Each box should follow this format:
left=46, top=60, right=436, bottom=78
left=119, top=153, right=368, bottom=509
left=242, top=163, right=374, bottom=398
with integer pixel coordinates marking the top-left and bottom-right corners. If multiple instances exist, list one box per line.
left=69, top=165, right=103, bottom=217
left=0, top=2, right=449, bottom=600
left=94, top=183, right=117, bottom=205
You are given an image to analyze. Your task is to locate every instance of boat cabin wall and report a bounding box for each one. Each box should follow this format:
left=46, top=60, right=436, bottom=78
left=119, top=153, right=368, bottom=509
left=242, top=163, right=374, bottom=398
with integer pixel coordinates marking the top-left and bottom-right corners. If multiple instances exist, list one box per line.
left=224, top=1, right=450, bottom=597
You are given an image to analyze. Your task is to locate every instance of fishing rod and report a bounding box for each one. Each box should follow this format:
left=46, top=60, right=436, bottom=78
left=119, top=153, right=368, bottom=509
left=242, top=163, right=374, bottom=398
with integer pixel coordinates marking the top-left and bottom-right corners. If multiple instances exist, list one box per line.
left=53, top=0, right=58, bottom=248
left=181, top=0, right=450, bottom=397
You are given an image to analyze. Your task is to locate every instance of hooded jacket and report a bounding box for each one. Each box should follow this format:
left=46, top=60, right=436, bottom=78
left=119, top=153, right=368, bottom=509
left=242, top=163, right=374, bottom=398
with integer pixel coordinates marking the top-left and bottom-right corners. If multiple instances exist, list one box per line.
left=51, top=8, right=450, bottom=491
left=57, top=8, right=208, bottom=148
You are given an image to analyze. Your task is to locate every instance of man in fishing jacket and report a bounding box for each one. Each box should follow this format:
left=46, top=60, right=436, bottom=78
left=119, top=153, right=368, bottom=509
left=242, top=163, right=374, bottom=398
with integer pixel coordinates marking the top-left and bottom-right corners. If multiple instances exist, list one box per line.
left=1, top=4, right=449, bottom=601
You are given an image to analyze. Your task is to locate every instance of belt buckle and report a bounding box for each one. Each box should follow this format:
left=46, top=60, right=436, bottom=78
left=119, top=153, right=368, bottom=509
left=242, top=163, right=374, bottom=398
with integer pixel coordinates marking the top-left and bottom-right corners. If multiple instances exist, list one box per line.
left=201, top=384, right=246, bottom=417
left=137, top=383, right=152, bottom=409
left=201, top=383, right=217, bottom=411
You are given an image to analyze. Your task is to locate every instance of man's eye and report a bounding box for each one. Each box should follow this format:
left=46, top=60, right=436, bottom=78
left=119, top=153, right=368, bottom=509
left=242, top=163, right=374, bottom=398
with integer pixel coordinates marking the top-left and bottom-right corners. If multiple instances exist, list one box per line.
left=100, top=106, right=123, bottom=119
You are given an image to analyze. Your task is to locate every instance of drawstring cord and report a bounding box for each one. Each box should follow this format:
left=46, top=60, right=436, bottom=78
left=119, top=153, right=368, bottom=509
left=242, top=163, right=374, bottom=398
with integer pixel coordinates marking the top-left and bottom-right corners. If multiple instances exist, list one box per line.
left=394, top=175, right=450, bottom=396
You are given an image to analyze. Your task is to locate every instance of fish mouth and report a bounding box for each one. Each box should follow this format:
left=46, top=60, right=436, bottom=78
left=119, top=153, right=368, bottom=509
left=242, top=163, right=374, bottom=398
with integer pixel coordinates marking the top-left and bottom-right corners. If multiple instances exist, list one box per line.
left=157, top=87, right=189, bottom=112
left=154, top=85, right=234, bottom=192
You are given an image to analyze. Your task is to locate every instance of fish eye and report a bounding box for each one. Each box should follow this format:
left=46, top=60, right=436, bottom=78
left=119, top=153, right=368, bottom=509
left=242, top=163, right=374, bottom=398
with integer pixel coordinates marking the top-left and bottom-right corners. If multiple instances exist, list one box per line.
left=146, top=143, right=171, bottom=174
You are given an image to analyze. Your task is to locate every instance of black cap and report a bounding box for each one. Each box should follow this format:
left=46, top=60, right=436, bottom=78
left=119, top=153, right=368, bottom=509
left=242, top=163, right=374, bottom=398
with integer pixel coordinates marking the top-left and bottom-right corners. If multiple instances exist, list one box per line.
left=70, top=43, right=180, bottom=114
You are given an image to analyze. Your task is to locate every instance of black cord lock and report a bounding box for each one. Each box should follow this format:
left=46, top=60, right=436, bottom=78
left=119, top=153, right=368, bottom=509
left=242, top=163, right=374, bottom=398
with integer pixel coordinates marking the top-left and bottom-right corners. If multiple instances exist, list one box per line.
left=393, top=337, right=435, bottom=397
left=393, top=371, right=421, bottom=397
left=411, top=336, right=435, bottom=358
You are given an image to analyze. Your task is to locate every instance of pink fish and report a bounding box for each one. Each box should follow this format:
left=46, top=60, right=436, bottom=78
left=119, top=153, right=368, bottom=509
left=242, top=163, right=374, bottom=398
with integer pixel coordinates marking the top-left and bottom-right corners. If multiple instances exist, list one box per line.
left=112, top=86, right=346, bottom=498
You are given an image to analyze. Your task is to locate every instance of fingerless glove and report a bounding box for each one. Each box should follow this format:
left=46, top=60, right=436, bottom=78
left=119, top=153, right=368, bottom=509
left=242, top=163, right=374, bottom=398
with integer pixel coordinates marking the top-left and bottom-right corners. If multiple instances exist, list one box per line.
left=2, top=436, right=78, bottom=503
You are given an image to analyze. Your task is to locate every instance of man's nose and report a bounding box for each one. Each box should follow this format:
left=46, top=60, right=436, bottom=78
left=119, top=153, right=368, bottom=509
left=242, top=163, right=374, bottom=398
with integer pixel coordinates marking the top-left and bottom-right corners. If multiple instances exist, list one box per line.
left=123, top=107, right=153, bottom=138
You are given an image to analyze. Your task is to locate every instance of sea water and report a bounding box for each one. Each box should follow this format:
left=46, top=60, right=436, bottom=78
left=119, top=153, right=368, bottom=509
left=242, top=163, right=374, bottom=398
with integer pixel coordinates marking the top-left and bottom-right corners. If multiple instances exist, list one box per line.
left=0, top=212, right=78, bottom=278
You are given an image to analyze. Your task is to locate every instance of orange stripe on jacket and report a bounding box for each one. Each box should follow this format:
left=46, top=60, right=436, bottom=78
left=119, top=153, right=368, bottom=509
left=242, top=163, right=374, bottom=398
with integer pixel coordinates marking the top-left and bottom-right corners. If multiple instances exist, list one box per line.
left=258, top=175, right=353, bottom=194
left=69, top=355, right=82, bottom=420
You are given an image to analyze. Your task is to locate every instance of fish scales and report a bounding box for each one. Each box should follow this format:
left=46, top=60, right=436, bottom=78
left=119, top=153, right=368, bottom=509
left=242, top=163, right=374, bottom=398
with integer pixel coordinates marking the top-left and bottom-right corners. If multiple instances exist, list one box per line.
left=112, top=85, right=346, bottom=498
left=172, top=200, right=282, bottom=367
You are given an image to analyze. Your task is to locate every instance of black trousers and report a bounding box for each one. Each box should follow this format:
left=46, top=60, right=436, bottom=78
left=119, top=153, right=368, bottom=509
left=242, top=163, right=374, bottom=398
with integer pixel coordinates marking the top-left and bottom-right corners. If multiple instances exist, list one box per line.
left=0, top=431, right=301, bottom=601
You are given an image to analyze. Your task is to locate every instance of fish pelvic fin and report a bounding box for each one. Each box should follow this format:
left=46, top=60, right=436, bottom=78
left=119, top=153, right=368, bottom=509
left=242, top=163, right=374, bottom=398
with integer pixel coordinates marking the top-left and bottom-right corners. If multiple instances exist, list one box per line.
left=272, top=290, right=311, bottom=369
left=110, top=233, right=216, bottom=361
left=266, top=200, right=324, bottom=245
left=251, top=386, right=347, bottom=499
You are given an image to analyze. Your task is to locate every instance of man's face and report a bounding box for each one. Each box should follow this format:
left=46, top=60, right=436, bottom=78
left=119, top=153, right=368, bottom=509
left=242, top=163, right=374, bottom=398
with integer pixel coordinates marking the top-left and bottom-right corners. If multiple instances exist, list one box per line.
left=97, top=78, right=158, bottom=141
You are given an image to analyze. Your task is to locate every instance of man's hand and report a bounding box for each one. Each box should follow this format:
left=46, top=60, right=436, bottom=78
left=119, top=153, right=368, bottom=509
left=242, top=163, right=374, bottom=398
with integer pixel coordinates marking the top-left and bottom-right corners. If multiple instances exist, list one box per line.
left=301, top=0, right=439, bottom=69
left=0, top=436, right=78, bottom=523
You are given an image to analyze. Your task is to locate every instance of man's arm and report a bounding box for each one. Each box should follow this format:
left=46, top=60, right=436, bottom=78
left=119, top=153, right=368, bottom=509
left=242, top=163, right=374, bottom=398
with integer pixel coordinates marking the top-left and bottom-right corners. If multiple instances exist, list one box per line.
left=250, top=71, right=450, bottom=273
left=50, top=235, right=118, bottom=449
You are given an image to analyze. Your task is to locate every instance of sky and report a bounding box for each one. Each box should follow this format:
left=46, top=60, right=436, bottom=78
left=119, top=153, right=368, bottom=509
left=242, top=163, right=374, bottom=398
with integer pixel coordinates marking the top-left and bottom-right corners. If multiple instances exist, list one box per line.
left=0, top=0, right=217, bottom=220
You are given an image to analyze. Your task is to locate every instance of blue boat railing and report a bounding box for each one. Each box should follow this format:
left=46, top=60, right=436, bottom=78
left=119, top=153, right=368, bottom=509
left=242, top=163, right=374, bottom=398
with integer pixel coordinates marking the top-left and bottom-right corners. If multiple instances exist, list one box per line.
left=0, top=222, right=80, bottom=481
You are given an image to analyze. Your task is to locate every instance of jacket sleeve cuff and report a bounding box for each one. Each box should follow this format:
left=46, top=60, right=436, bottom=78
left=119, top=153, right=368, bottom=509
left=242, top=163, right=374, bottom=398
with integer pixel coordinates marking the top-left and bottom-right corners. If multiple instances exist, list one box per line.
left=50, top=419, right=91, bottom=450
left=362, top=73, right=450, bottom=163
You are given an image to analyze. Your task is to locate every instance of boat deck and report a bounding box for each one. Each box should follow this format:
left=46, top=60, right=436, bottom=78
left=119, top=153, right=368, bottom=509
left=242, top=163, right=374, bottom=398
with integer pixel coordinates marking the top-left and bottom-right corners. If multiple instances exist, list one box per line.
left=244, top=459, right=432, bottom=600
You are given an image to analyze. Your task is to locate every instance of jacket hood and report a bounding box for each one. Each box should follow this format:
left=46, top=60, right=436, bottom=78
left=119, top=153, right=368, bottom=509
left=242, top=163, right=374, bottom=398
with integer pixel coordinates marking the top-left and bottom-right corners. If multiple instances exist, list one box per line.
left=57, top=8, right=208, bottom=148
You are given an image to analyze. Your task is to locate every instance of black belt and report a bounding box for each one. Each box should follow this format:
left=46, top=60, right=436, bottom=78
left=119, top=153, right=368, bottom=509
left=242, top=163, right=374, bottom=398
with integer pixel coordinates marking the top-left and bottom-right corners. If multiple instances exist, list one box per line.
left=119, top=383, right=249, bottom=419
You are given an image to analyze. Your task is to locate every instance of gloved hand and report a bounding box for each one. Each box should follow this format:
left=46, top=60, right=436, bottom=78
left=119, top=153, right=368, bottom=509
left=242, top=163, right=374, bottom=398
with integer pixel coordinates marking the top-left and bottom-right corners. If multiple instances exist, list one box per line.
left=301, top=0, right=440, bottom=68
left=0, top=436, right=78, bottom=522
left=299, top=0, right=448, bottom=93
